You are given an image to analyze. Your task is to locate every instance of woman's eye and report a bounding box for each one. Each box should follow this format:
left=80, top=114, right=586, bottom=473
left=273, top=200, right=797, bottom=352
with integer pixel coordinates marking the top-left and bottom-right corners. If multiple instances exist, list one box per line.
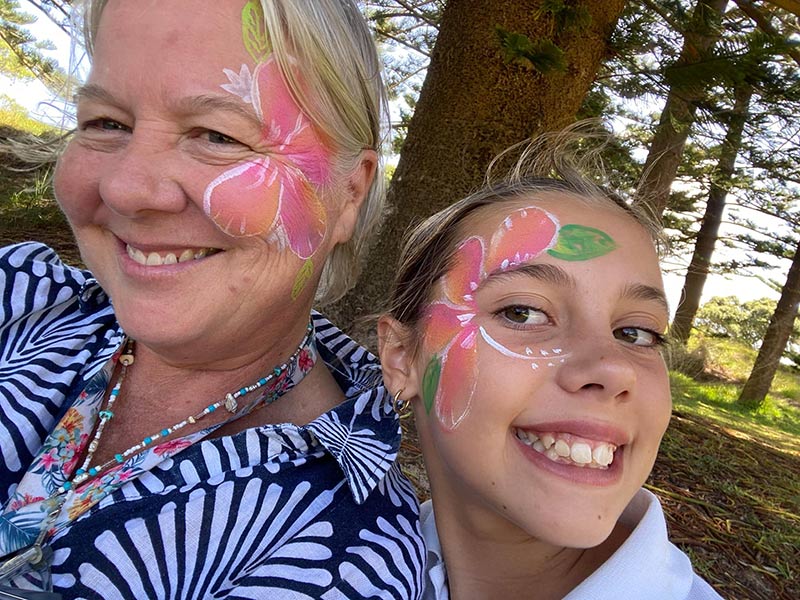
left=499, top=306, right=549, bottom=326
left=614, top=327, right=666, bottom=347
left=206, top=130, right=240, bottom=145
left=83, top=118, right=130, bottom=132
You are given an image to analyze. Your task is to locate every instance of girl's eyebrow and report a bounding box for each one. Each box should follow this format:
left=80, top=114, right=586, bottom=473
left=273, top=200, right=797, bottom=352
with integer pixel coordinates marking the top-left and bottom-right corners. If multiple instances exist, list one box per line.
left=484, top=263, right=575, bottom=288
left=483, top=264, right=669, bottom=313
left=621, top=283, right=670, bottom=314
left=74, top=84, right=264, bottom=131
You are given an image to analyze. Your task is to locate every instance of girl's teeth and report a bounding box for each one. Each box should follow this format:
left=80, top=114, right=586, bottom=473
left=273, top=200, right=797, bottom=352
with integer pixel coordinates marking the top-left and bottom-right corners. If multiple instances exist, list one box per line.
left=178, top=249, right=194, bottom=263
left=570, top=443, right=592, bottom=465
left=515, top=428, right=617, bottom=469
left=554, top=439, right=571, bottom=458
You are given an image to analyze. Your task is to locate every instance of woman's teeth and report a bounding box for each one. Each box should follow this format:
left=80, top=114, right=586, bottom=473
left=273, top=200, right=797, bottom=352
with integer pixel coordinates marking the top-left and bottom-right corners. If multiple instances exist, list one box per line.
left=514, top=428, right=617, bottom=469
left=126, top=244, right=219, bottom=266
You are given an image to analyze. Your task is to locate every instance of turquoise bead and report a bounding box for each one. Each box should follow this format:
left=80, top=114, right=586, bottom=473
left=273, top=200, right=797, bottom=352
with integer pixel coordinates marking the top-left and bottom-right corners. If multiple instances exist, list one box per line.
left=76, top=468, right=85, bottom=476
left=273, top=367, right=281, bottom=376
left=62, top=481, right=72, bottom=491
left=161, top=429, right=169, bottom=436
left=208, top=405, right=216, bottom=412
left=115, top=454, right=124, bottom=463
left=89, top=467, right=98, bottom=476
left=144, top=436, right=152, bottom=444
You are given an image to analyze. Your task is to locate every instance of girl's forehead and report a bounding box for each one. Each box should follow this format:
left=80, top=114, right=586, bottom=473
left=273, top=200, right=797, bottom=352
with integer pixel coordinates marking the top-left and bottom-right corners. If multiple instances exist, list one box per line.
left=459, top=192, right=633, bottom=238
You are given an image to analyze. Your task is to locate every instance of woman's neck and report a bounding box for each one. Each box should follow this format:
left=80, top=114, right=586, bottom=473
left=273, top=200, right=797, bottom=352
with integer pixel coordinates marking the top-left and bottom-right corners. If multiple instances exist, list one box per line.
left=88, top=321, right=345, bottom=467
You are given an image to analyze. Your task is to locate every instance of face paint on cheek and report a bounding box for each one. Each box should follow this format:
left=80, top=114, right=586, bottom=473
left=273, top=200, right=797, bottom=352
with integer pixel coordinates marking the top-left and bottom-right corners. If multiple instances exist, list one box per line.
left=203, top=158, right=280, bottom=237
left=478, top=325, right=572, bottom=367
left=207, top=2, right=332, bottom=259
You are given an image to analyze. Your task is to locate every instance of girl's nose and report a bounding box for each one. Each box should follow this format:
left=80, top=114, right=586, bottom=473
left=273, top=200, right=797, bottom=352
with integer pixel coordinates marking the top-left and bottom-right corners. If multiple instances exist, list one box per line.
left=555, top=335, right=637, bottom=401
left=98, top=137, right=187, bottom=217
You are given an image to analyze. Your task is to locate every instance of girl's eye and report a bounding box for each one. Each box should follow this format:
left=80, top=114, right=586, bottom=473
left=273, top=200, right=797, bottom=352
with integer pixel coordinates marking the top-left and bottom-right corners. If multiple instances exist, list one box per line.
left=499, top=306, right=549, bottom=326
left=614, top=327, right=666, bottom=348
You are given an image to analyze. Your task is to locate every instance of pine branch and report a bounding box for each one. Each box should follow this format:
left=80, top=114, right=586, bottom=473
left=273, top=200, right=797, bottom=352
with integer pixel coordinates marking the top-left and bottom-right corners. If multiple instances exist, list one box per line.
left=25, top=0, right=71, bottom=37
left=734, top=0, right=800, bottom=66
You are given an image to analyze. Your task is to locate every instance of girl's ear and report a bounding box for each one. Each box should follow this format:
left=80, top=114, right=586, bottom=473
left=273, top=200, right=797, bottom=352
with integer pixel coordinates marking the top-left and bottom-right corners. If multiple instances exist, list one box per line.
left=378, top=315, right=421, bottom=399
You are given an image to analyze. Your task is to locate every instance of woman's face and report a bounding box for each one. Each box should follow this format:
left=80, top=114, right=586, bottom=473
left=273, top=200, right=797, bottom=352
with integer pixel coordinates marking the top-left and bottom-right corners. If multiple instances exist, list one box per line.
left=55, top=0, right=360, bottom=358
left=403, top=194, right=671, bottom=549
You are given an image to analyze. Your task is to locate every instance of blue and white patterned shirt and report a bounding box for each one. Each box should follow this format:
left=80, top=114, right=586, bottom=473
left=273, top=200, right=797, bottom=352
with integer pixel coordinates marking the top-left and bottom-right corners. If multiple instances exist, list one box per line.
left=0, top=242, right=424, bottom=599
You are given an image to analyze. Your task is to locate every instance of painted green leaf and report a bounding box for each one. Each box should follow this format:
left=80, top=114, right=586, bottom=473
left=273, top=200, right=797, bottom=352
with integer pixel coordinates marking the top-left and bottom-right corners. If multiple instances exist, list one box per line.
left=291, top=259, right=314, bottom=301
left=242, top=0, right=271, bottom=63
left=422, top=355, right=441, bottom=415
left=547, top=224, right=617, bottom=261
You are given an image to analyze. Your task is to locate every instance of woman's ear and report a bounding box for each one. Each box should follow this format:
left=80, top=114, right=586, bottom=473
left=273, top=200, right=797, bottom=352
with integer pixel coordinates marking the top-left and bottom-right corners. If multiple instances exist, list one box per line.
left=330, top=148, right=378, bottom=245
left=378, top=315, right=421, bottom=399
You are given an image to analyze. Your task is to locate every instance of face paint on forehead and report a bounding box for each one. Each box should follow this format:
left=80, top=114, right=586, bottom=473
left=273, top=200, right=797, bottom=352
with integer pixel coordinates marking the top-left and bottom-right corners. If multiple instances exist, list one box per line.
left=202, top=0, right=332, bottom=268
left=421, top=205, right=617, bottom=431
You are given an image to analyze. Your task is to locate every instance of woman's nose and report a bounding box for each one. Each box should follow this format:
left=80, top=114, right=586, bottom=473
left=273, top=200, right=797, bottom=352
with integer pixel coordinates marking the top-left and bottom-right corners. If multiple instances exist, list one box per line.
left=98, top=136, right=187, bottom=217
left=555, top=335, right=637, bottom=401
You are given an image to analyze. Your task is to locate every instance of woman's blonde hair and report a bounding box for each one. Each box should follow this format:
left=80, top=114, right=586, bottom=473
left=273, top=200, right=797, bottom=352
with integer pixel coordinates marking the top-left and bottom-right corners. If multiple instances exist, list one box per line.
left=385, top=122, right=663, bottom=344
left=75, top=0, right=390, bottom=304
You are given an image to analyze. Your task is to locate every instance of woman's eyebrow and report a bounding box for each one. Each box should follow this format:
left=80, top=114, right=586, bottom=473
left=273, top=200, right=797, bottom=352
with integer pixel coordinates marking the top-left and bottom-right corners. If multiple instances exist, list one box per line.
left=74, top=83, right=117, bottom=105
left=175, top=94, right=264, bottom=130
left=74, top=84, right=264, bottom=131
left=483, top=263, right=576, bottom=288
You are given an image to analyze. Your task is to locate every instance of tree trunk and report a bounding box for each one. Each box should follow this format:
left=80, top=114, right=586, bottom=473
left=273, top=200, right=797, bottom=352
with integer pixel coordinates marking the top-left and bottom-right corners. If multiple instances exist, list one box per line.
left=634, top=0, right=728, bottom=218
left=737, top=236, right=800, bottom=409
left=331, top=0, right=627, bottom=337
left=670, top=83, right=753, bottom=345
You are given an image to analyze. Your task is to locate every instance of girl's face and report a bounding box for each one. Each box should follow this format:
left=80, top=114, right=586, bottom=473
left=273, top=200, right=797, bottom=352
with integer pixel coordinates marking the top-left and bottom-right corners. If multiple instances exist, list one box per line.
left=396, top=193, right=671, bottom=549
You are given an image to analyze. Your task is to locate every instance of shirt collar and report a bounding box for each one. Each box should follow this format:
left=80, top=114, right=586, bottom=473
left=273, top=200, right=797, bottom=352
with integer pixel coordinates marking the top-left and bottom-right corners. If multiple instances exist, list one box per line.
left=306, top=311, right=401, bottom=505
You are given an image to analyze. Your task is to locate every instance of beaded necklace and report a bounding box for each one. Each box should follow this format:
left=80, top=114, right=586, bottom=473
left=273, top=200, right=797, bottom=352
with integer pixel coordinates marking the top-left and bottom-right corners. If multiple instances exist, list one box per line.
left=61, top=320, right=315, bottom=494
left=0, top=320, right=317, bottom=587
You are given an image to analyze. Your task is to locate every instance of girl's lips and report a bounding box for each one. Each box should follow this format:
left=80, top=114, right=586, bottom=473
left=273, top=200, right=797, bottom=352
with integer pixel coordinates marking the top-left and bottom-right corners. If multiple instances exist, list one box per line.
left=513, top=430, right=626, bottom=486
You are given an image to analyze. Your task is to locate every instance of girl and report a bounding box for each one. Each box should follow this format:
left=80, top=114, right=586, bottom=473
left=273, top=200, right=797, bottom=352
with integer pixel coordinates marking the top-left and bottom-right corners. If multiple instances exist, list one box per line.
left=378, top=134, right=723, bottom=599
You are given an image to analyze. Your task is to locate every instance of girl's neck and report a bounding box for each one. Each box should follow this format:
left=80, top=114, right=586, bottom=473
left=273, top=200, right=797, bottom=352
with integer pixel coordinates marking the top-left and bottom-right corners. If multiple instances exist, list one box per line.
left=440, top=517, right=630, bottom=600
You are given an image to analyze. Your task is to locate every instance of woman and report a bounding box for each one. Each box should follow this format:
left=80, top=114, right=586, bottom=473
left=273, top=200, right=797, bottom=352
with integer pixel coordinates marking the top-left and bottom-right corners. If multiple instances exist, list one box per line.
left=378, top=134, right=722, bottom=599
left=0, top=1, right=423, bottom=597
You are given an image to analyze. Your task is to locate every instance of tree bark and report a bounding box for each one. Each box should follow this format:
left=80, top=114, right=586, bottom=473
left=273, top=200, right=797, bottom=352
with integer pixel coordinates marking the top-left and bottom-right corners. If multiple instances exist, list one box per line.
left=737, top=235, right=800, bottom=409
left=670, top=83, right=753, bottom=345
left=330, top=0, right=627, bottom=337
left=634, top=0, right=728, bottom=218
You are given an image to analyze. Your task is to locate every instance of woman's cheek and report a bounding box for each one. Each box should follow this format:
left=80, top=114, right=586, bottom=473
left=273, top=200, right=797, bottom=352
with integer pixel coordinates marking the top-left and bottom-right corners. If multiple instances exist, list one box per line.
left=202, top=158, right=281, bottom=237
left=53, top=143, right=102, bottom=226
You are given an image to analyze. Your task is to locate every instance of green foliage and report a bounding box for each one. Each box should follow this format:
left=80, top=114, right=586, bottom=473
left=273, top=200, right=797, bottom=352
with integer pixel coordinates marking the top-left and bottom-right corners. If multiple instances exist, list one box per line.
left=0, top=94, right=56, bottom=135
left=535, top=0, right=592, bottom=32
left=495, top=27, right=566, bottom=74
left=0, top=0, right=70, bottom=96
left=694, top=296, right=800, bottom=350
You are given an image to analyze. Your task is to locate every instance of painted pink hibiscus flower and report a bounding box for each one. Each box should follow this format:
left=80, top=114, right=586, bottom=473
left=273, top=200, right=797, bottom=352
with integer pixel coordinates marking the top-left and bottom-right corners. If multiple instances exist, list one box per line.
left=204, top=57, right=331, bottom=259
left=422, top=207, right=559, bottom=430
